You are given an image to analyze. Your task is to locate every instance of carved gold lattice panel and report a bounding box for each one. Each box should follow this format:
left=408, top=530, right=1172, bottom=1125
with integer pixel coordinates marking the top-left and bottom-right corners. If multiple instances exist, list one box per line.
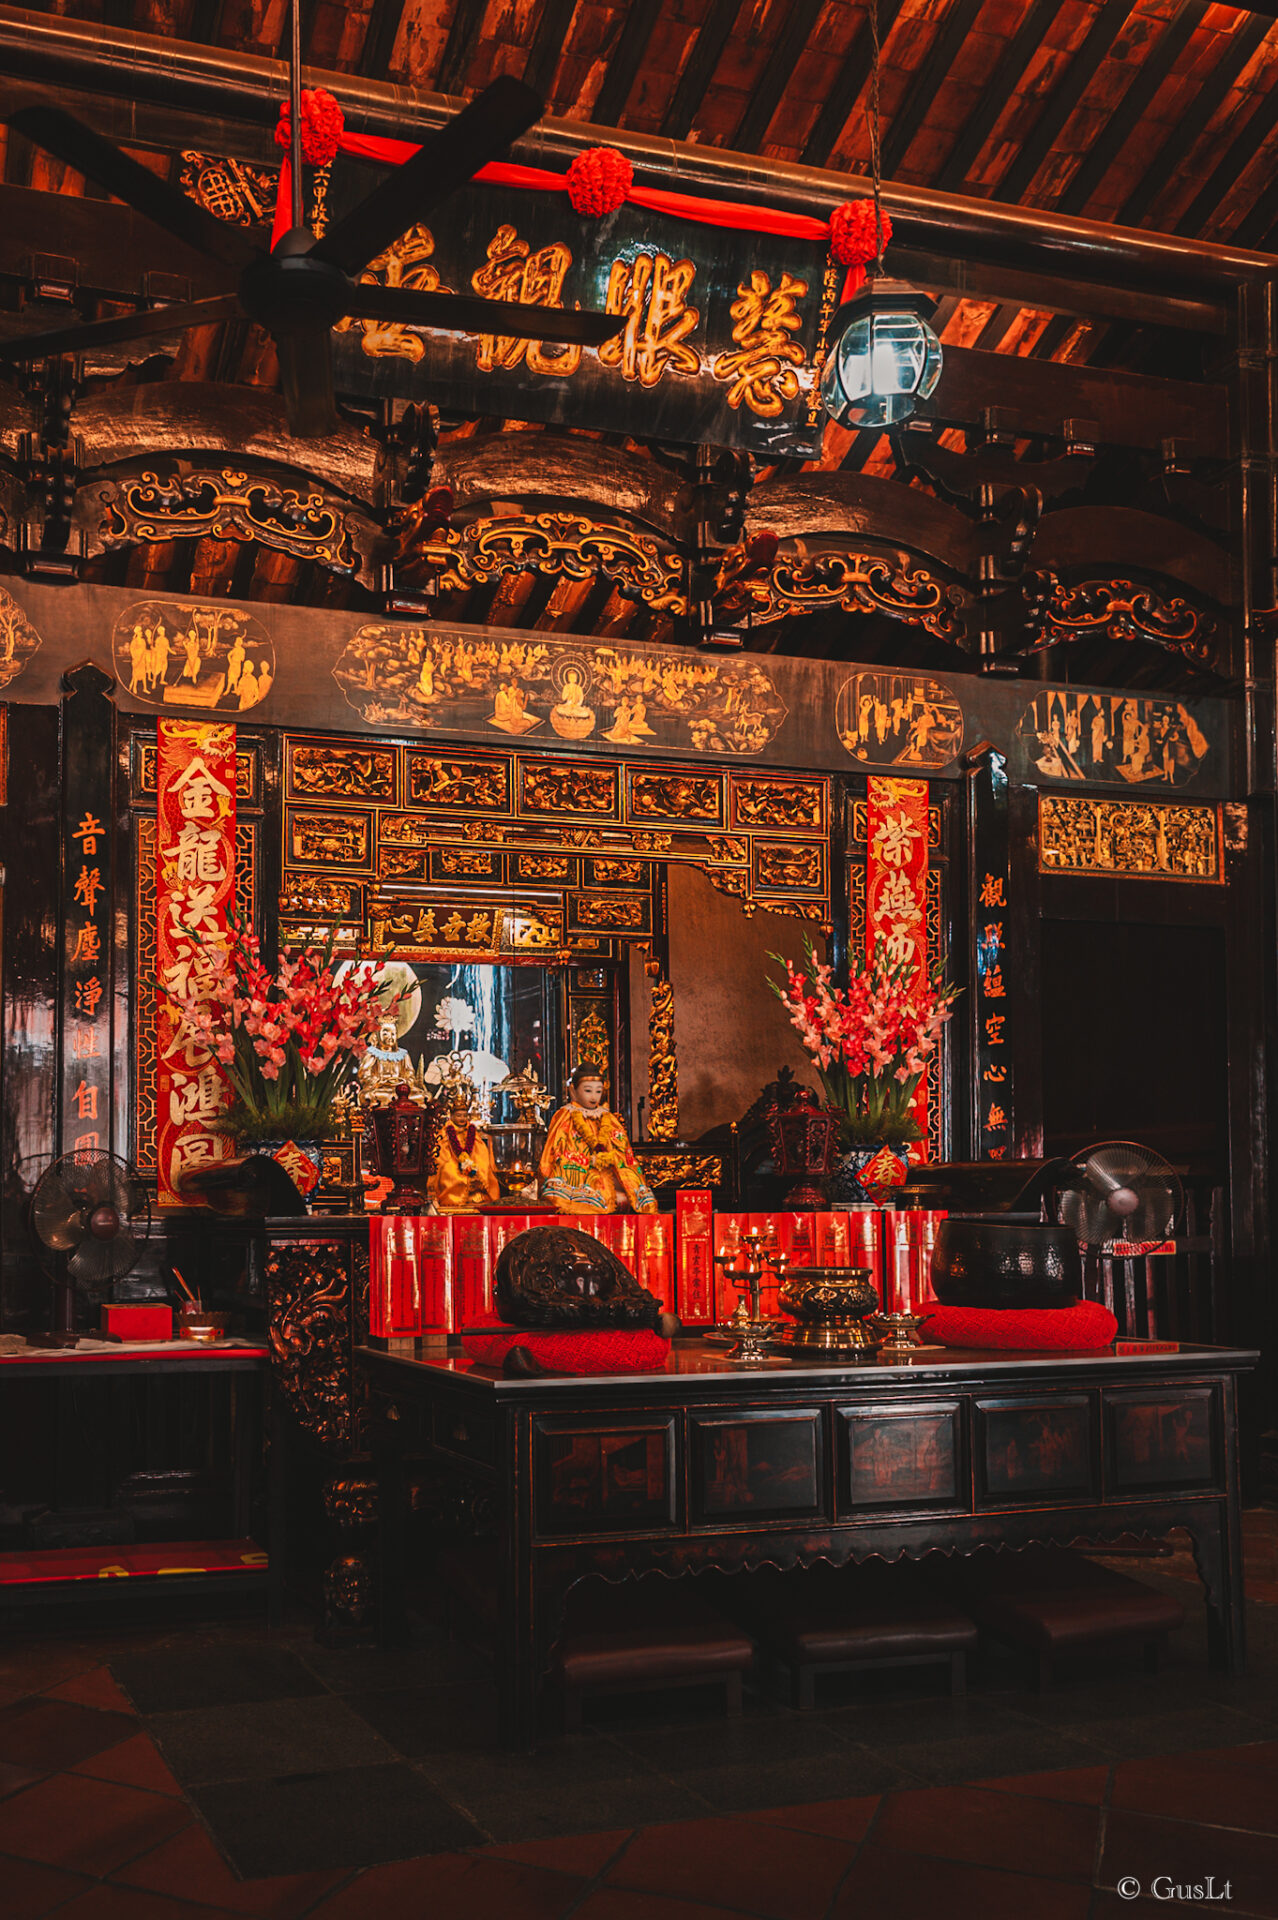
left=406, top=751, right=512, bottom=812
left=135, top=816, right=256, bottom=1173
left=628, top=770, right=723, bottom=823
left=279, top=873, right=358, bottom=918
left=731, top=777, right=826, bottom=832
left=516, top=853, right=577, bottom=882
left=850, top=799, right=942, bottom=849
left=753, top=842, right=825, bottom=892
left=521, top=761, right=619, bottom=817
left=287, top=741, right=397, bottom=803
left=1038, top=796, right=1221, bottom=882
left=432, top=848, right=503, bottom=881
left=133, top=737, right=258, bottom=805
left=568, top=893, right=651, bottom=935
left=588, top=857, right=649, bottom=888
left=287, top=810, right=372, bottom=868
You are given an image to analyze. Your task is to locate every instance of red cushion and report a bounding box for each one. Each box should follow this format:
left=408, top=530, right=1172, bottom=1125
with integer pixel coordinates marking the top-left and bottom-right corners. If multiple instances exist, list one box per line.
left=917, top=1299, right=1117, bottom=1350
left=462, top=1328, right=671, bottom=1374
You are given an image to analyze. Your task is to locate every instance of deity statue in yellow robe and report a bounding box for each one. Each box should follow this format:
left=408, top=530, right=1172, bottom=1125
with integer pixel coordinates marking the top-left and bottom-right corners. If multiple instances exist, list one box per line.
left=539, top=1066, right=656, bottom=1215
left=429, top=1090, right=501, bottom=1212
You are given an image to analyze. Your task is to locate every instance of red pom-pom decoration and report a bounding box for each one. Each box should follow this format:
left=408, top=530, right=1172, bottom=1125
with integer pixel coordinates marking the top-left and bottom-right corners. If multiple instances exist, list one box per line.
left=565, top=145, right=633, bottom=218
left=828, top=197, right=892, bottom=267
left=275, top=87, right=345, bottom=168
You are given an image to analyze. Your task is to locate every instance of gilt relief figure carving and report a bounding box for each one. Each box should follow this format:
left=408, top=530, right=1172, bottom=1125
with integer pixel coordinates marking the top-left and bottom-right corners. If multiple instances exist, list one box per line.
left=114, top=600, right=274, bottom=714
left=332, top=625, right=786, bottom=754
left=836, top=670, right=963, bottom=770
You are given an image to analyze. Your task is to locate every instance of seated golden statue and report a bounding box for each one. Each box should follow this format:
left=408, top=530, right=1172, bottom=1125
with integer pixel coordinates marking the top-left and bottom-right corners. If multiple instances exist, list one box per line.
left=539, top=1066, right=656, bottom=1215
left=429, top=1086, right=500, bottom=1213
left=358, top=1016, right=426, bottom=1106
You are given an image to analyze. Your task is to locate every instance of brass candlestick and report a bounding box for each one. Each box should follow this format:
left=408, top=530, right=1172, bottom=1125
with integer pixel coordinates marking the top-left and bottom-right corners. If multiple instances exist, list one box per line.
left=713, top=1230, right=789, bottom=1365
left=873, top=1310, right=927, bottom=1356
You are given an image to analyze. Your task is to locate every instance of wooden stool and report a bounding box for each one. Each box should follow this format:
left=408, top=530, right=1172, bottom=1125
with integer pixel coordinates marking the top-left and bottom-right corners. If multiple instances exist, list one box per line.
left=554, top=1577, right=755, bottom=1732
left=952, top=1547, right=1187, bottom=1688
left=747, top=1562, right=978, bottom=1710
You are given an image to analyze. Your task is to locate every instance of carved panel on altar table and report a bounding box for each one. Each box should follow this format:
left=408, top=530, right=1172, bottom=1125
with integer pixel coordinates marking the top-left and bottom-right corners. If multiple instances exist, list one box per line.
left=1038, top=796, right=1221, bottom=882
left=133, top=815, right=258, bottom=1174
left=287, top=740, right=397, bottom=803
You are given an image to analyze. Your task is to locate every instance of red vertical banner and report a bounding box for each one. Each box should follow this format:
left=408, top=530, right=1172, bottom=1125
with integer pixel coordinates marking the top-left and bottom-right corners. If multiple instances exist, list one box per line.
left=156, top=721, right=237, bottom=1207
left=865, top=775, right=930, bottom=1159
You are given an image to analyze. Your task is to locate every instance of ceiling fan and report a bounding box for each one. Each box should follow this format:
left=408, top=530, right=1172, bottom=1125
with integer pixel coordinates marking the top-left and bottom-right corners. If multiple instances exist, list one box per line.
left=0, top=7, right=622, bottom=436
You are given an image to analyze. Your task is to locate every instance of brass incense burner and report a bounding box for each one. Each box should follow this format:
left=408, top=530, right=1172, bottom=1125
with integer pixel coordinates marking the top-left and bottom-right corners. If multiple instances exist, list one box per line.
left=772, top=1265, right=882, bottom=1358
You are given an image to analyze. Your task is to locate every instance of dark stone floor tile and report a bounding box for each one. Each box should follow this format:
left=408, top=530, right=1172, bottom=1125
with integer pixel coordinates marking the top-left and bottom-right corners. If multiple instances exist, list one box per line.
left=112, top=1647, right=327, bottom=1715
left=149, top=1694, right=397, bottom=1786
left=1100, top=1808, right=1278, bottom=1919
left=1052, top=1705, right=1274, bottom=1760
left=345, top=1682, right=499, bottom=1757
left=295, top=1636, right=491, bottom=1695
left=609, top=1708, right=848, bottom=1779
left=679, top=1749, right=917, bottom=1814
left=870, top=1724, right=1113, bottom=1786
left=818, top=1695, right=1038, bottom=1752
left=416, top=1739, right=703, bottom=1845
left=0, top=1698, right=135, bottom=1771
left=189, top=1762, right=483, bottom=1878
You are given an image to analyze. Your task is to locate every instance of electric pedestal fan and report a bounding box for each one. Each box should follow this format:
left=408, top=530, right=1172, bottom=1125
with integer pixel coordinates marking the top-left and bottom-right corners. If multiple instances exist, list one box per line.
left=1057, top=1140, right=1184, bottom=1251
left=0, top=0, right=623, bottom=436
left=29, top=1151, right=153, bottom=1348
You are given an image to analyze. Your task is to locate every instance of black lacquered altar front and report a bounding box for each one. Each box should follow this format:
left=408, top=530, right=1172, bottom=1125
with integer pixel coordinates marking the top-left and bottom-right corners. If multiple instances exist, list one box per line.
left=358, top=1337, right=1258, bottom=1747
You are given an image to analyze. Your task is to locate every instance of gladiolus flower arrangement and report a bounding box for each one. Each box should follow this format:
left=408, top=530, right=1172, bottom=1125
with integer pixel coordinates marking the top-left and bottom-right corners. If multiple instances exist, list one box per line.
left=768, top=937, right=959, bottom=1147
left=164, top=915, right=393, bottom=1143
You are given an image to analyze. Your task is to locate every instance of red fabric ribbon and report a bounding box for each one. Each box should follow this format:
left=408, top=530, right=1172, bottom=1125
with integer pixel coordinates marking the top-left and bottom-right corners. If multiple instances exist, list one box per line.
left=272, top=121, right=878, bottom=271
left=917, top=1299, right=1119, bottom=1351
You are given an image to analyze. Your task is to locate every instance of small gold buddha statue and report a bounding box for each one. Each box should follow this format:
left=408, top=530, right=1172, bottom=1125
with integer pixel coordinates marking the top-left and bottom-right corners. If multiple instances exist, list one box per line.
left=358, top=1016, right=422, bottom=1106
left=539, top=1065, right=656, bottom=1215
left=429, top=1083, right=500, bottom=1213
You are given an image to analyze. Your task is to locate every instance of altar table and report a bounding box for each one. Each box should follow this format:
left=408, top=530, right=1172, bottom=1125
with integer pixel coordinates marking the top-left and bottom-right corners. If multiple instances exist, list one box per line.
left=358, top=1338, right=1258, bottom=1747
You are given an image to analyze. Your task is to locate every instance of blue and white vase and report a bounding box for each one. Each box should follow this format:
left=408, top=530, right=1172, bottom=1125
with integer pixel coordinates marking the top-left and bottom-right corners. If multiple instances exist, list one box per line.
left=828, top=1143, right=910, bottom=1205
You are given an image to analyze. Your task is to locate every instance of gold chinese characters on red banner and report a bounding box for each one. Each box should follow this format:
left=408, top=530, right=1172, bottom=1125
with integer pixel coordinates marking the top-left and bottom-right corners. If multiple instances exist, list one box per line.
left=865, top=775, right=930, bottom=1157
left=156, top=721, right=237, bottom=1206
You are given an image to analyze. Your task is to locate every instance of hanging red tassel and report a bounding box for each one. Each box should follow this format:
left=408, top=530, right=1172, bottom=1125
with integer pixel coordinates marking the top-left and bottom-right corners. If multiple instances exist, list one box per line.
left=829, top=198, right=892, bottom=298
left=565, top=146, right=634, bottom=217
left=274, top=87, right=345, bottom=168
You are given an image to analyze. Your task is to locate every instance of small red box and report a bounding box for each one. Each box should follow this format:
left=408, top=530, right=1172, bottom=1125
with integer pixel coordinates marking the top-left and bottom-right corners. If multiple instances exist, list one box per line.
left=100, top=1304, right=173, bottom=1343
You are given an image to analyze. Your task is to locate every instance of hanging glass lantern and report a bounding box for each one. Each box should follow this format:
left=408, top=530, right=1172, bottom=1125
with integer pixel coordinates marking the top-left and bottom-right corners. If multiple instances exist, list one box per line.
left=820, top=278, right=942, bottom=429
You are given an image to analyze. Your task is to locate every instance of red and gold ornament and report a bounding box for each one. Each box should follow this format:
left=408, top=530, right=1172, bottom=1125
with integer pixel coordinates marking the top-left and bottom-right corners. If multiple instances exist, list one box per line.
left=275, top=87, right=345, bottom=168
left=565, top=146, right=633, bottom=218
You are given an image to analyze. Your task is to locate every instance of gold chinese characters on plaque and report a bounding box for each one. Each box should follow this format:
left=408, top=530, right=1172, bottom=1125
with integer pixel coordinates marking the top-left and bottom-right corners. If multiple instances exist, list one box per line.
left=1038, top=796, right=1221, bottom=882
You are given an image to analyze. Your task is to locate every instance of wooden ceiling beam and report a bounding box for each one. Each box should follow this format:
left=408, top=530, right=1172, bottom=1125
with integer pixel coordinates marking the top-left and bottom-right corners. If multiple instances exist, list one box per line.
left=590, top=0, right=664, bottom=126
left=922, top=342, right=1226, bottom=453
left=934, top=0, right=1068, bottom=194
left=524, top=0, right=579, bottom=104
left=1174, top=77, right=1278, bottom=236
left=661, top=0, right=745, bottom=142
left=1054, top=0, right=1206, bottom=219
left=1, top=7, right=1272, bottom=300
left=881, top=0, right=987, bottom=181
left=993, top=0, right=1132, bottom=205
left=357, top=0, right=403, bottom=79
left=730, top=0, right=826, bottom=154
left=800, top=0, right=908, bottom=169
left=1115, top=13, right=1270, bottom=229
left=435, top=0, right=489, bottom=97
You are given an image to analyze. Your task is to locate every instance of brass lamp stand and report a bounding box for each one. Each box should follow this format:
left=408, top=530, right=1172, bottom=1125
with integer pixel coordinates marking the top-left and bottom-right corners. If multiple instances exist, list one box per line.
left=713, top=1229, right=790, bottom=1365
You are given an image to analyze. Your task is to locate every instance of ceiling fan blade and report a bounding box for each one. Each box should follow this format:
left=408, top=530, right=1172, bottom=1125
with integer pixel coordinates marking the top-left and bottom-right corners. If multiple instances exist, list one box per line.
left=0, top=294, right=243, bottom=364
left=7, top=107, right=260, bottom=278
left=310, top=75, right=543, bottom=276
left=344, top=285, right=625, bottom=347
left=275, top=326, right=341, bottom=438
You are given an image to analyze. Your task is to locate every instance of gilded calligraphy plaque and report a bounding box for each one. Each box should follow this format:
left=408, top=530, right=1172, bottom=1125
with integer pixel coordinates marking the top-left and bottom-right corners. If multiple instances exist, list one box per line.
left=322, top=174, right=833, bottom=455
left=1038, top=796, right=1221, bottom=882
